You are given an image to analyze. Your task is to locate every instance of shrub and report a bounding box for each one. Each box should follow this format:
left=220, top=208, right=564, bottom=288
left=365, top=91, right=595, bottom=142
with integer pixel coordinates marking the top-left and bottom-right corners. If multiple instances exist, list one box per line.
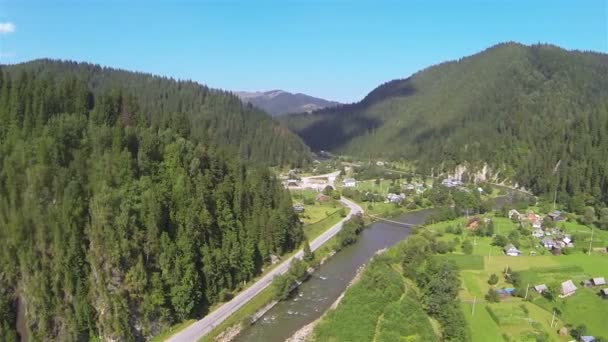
left=488, top=274, right=499, bottom=285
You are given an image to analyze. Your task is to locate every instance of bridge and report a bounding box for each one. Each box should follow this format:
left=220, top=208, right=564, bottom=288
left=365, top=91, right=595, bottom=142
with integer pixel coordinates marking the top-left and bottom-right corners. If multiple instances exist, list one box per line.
left=366, top=214, right=417, bottom=228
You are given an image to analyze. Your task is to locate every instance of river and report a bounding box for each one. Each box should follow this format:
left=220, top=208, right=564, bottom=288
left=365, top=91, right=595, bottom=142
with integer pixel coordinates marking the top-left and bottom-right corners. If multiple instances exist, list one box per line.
left=233, top=209, right=435, bottom=342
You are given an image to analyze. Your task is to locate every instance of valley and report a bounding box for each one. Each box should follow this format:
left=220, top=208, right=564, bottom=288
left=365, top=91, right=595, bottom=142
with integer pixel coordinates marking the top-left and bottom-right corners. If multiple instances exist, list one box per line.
left=1, top=9, right=607, bottom=341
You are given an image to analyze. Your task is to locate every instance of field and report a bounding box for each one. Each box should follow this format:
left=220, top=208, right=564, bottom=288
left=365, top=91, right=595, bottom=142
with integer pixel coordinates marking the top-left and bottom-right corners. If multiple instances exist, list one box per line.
left=426, top=216, right=608, bottom=341
left=290, top=189, right=342, bottom=225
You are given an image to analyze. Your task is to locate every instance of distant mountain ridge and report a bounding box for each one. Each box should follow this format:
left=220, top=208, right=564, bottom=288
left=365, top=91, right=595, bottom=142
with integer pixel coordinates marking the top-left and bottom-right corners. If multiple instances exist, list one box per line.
left=236, top=89, right=339, bottom=116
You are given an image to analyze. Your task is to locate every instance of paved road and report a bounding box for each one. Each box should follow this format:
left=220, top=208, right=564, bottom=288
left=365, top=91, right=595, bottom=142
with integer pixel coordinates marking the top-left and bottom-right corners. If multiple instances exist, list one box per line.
left=167, top=197, right=363, bottom=342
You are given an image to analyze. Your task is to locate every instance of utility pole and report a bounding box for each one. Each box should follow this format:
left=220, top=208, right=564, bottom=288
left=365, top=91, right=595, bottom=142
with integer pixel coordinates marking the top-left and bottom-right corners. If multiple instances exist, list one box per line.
left=550, top=310, right=556, bottom=327
left=471, top=296, right=476, bottom=316
left=524, top=283, right=530, bottom=300
left=588, top=227, right=594, bottom=256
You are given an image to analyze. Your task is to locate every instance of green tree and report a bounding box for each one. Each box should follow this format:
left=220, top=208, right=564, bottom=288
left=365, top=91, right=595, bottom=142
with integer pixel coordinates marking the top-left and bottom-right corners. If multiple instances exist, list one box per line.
left=488, top=274, right=499, bottom=285
left=485, top=289, right=500, bottom=303
left=303, top=239, right=314, bottom=262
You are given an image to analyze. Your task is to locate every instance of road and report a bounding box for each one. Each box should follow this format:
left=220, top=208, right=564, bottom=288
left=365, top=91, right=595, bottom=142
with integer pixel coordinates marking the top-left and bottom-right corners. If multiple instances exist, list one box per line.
left=167, top=197, right=363, bottom=342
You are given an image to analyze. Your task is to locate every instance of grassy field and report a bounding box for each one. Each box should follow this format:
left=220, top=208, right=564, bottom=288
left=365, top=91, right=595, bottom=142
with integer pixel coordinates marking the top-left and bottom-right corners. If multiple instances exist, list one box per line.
left=303, top=210, right=346, bottom=241
left=426, top=216, right=608, bottom=341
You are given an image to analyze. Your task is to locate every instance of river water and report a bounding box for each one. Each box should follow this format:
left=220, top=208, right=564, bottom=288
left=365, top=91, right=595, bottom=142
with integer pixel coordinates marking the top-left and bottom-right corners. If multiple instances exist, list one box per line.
left=233, top=209, right=436, bottom=342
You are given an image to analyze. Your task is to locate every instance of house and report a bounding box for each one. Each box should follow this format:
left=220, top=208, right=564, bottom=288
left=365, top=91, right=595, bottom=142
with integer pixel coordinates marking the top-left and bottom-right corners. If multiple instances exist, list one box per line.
left=560, top=280, right=577, bottom=297
left=541, top=237, right=555, bottom=249
left=548, top=210, right=566, bottom=221
left=508, top=209, right=522, bottom=220
left=592, top=277, right=606, bottom=286
left=343, top=178, right=357, bottom=188
left=376, top=161, right=385, bottom=166
left=441, top=178, right=463, bottom=188
left=386, top=193, right=405, bottom=203
left=563, top=236, right=572, bottom=245
left=293, top=204, right=305, bottom=213
left=286, top=179, right=299, bottom=187
left=316, top=193, right=331, bottom=202
left=580, top=336, right=596, bottom=342
left=600, top=288, right=608, bottom=298
left=532, top=229, right=544, bottom=238
left=534, top=284, right=548, bottom=293
left=466, top=217, right=482, bottom=230
left=504, top=244, right=522, bottom=256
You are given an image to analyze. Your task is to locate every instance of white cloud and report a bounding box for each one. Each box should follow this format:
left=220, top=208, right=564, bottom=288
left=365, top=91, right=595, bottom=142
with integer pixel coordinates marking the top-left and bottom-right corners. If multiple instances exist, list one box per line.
left=0, top=22, right=16, bottom=34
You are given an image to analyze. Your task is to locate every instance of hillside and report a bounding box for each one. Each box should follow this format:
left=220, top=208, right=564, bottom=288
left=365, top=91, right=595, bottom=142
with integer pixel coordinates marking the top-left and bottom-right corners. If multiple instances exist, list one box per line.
left=0, top=61, right=306, bottom=341
left=286, top=43, right=608, bottom=207
left=236, top=89, right=339, bottom=116
left=4, top=59, right=311, bottom=167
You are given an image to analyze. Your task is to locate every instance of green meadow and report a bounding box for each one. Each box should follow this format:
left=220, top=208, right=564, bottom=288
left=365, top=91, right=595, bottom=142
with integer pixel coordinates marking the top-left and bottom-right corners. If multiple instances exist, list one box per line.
left=426, top=216, right=608, bottom=341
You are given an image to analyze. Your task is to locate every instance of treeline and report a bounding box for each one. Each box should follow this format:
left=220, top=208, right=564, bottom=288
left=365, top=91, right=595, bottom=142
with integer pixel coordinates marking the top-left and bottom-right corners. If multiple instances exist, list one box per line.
left=0, top=64, right=305, bottom=341
left=287, top=43, right=608, bottom=208
left=399, top=233, right=470, bottom=341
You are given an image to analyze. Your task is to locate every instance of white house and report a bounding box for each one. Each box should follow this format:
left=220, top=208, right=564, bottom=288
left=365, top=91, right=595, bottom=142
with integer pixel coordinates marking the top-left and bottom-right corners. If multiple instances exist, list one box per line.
left=343, top=178, right=357, bottom=188
left=534, top=284, right=548, bottom=293
left=592, top=277, right=607, bottom=286
left=504, top=244, right=522, bottom=256
left=386, top=193, right=405, bottom=203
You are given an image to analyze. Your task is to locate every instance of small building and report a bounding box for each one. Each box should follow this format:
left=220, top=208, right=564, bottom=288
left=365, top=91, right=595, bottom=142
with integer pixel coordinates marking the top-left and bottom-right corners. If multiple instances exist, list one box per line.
left=592, top=277, right=606, bottom=286
left=466, top=217, right=482, bottom=230
left=600, top=288, right=608, bottom=298
left=376, top=161, right=385, bottom=166
left=532, top=229, right=544, bottom=238
left=293, top=204, right=305, bottom=213
left=504, top=244, right=522, bottom=257
left=548, top=210, right=566, bottom=221
left=534, top=284, right=548, bottom=293
left=286, top=179, right=299, bottom=187
left=580, top=336, right=596, bottom=342
left=316, top=194, right=331, bottom=202
left=508, top=209, right=522, bottom=220
left=560, top=280, right=577, bottom=297
left=386, top=193, right=405, bottom=204
left=343, top=178, right=357, bottom=188
left=541, top=237, right=555, bottom=249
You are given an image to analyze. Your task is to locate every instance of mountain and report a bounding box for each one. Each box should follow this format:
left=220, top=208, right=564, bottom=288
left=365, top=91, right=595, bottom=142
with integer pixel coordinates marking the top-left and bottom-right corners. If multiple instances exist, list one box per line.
left=286, top=43, right=608, bottom=207
left=0, top=60, right=307, bottom=341
left=236, top=89, right=339, bottom=116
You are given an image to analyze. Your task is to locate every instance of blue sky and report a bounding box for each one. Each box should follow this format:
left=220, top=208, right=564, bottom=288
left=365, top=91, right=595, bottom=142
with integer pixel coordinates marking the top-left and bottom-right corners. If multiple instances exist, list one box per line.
left=0, top=0, right=606, bottom=102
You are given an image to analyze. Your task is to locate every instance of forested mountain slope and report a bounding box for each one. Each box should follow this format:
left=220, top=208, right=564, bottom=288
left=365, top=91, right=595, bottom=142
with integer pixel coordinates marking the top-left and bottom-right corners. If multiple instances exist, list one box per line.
left=287, top=43, right=608, bottom=207
left=6, top=59, right=311, bottom=166
left=0, top=62, right=305, bottom=341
